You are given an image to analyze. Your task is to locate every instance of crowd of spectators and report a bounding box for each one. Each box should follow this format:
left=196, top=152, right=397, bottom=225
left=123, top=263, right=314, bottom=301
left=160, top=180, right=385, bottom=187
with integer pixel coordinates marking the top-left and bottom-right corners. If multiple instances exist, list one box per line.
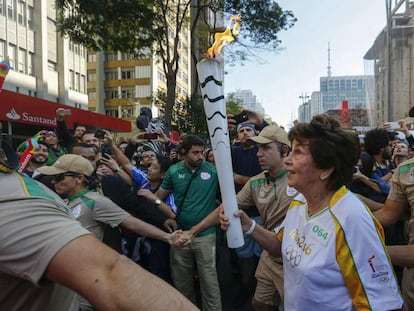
left=5, top=106, right=414, bottom=310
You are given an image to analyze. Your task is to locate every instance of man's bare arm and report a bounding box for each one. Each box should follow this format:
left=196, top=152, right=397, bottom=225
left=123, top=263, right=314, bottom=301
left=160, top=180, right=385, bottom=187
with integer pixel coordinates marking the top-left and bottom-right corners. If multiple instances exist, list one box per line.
left=388, top=245, right=414, bottom=267
left=357, top=195, right=407, bottom=226
left=181, top=207, right=221, bottom=244
left=46, top=235, right=198, bottom=311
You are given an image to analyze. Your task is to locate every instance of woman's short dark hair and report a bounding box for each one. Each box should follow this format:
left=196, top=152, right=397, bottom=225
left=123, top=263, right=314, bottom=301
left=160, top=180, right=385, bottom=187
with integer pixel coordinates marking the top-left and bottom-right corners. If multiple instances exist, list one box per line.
left=180, top=135, right=205, bottom=155
left=288, top=114, right=360, bottom=191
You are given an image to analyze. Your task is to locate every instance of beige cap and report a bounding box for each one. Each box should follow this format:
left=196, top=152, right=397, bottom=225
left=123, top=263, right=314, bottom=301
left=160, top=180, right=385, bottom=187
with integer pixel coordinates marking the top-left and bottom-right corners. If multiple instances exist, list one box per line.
left=37, top=154, right=94, bottom=176
left=248, top=126, right=290, bottom=146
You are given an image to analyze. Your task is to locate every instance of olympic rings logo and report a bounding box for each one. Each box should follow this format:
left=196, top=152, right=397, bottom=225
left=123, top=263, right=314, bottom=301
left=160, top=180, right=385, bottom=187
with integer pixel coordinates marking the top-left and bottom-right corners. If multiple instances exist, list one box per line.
left=285, top=245, right=301, bottom=268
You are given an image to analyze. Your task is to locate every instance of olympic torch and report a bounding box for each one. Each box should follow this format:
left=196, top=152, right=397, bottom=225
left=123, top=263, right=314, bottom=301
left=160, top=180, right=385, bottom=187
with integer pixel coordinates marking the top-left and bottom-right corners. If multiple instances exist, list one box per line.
left=196, top=16, right=244, bottom=248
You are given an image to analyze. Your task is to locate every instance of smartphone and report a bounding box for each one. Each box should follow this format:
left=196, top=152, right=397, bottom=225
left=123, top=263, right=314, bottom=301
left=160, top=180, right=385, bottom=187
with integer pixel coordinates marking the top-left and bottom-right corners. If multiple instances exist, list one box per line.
left=232, top=112, right=248, bottom=124
left=94, top=129, right=106, bottom=139
left=61, top=108, right=72, bottom=116
left=386, top=122, right=400, bottom=130
left=141, top=132, right=158, bottom=140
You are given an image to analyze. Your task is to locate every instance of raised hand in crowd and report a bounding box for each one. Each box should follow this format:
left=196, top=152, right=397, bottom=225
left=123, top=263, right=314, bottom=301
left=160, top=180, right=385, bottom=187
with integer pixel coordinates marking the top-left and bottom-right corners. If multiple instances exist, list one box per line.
left=227, top=108, right=265, bottom=131
left=55, top=107, right=71, bottom=121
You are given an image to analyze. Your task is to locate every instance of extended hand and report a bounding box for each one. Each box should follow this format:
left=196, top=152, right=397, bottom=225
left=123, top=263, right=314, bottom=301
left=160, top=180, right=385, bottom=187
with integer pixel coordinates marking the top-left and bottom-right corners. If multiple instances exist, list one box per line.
left=179, top=230, right=195, bottom=247
left=169, top=230, right=187, bottom=248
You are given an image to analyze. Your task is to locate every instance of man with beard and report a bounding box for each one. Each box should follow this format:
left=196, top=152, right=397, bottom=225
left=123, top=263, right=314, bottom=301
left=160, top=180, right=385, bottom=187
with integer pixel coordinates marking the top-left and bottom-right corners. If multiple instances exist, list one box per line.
left=352, top=128, right=406, bottom=284
left=155, top=134, right=221, bottom=311
left=22, top=141, right=48, bottom=178
left=353, top=128, right=394, bottom=203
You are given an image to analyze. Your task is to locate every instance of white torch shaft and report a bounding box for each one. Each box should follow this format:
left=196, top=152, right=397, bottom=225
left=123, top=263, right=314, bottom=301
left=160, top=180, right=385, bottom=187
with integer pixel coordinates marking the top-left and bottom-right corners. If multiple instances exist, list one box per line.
left=197, top=57, right=244, bottom=248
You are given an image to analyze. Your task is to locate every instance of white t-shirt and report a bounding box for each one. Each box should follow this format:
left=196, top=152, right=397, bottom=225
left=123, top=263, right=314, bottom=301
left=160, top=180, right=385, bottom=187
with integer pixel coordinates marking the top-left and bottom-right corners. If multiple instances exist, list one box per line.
left=275, top=186, right=403, bottom=311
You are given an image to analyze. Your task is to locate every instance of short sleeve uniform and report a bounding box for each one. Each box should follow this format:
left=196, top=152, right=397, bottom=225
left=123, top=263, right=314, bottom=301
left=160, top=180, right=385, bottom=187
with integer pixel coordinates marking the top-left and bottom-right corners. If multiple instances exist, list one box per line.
left=388, top=158, right=414, bottom=308
left=0, top=172, right=91, bottom=311
left=67, top=189, right=130, bottom=241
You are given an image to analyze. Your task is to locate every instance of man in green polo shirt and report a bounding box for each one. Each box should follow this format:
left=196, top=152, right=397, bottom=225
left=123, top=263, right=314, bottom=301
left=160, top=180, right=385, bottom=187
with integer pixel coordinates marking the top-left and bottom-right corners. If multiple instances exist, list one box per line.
left=156, top=134, right=221, bottom=311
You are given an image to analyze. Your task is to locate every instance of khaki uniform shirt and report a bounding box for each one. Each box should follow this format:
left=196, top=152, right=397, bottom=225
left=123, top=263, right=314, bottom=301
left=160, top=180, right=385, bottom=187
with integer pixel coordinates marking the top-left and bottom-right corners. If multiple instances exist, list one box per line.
left=237, top=169, right=297, bottom=300
left=67, top=189, right=130, bottom=241
left=0, top=172, right=90, bottom=311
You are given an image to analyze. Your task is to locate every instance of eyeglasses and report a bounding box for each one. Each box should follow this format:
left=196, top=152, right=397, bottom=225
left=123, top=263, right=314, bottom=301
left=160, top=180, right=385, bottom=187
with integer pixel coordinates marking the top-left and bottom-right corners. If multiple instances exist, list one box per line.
left=51, top=172, right=80, bottom=182
left=44, top=131, right=56, bottom=137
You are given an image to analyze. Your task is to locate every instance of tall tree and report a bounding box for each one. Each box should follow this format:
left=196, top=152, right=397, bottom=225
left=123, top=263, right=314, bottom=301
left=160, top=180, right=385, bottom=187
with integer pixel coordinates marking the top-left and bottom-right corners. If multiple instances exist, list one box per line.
left=55, top=0, right=296, bottom=128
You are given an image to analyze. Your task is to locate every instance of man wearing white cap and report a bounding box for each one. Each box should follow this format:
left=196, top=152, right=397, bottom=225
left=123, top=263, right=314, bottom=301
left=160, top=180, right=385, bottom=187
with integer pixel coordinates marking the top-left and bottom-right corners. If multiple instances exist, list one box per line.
left=0, top=124, right=197, bottom=310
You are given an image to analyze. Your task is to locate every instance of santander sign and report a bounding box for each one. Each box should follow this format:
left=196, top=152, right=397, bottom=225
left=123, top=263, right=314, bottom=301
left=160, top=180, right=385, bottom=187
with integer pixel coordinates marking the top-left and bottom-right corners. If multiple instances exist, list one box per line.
left=5, top=107, right=57, bottom=126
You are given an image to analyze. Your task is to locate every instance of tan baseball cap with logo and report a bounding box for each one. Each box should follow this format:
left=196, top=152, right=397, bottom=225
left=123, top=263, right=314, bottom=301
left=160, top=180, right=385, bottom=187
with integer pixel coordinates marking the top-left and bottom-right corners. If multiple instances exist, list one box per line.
left=37, top=154, right=94, bottom=176
left=248, top=126, right=290, bottom=146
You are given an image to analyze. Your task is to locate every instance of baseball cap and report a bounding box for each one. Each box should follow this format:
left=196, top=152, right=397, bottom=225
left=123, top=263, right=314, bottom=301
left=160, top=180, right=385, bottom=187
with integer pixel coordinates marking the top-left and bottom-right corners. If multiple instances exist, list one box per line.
left=237, top=123, right=255, bottom=132
left=37, top=154, right=94, bottom=176
left=248, top=126, right=290, bottom=146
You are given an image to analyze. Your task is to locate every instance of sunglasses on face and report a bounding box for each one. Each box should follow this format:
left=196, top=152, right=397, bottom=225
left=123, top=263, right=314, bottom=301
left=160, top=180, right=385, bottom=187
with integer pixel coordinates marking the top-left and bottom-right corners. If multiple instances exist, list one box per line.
left=44, top=131, right=56, bottom=137
left=51, top=172, right=80, bottom=182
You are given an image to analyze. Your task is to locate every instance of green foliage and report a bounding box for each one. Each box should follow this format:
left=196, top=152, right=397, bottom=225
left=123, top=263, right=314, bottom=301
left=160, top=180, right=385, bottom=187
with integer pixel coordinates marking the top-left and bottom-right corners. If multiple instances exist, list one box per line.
left=226, top=93, right=244, bottom=115
left=55, top=0, right=159, bottom=55
left=55, top=0, right=296, bottom=128
left=174, top=96, right=209, bottom=141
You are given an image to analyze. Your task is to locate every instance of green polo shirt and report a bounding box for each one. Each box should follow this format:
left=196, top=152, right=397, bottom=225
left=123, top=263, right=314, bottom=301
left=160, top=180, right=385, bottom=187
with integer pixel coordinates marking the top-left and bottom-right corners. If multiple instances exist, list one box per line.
left=161, top=160, right=218, bottom=236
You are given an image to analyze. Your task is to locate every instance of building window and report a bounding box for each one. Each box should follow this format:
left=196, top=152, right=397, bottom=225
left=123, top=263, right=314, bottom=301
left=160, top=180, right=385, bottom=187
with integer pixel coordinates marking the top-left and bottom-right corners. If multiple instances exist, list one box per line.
left=0, top=40, right=4, bottom=60
left=69, top=70, right=74, bottom=90
left=121, top=68, right=134, bottom=80
left=7, top=44, right=15, bottom=69
left=74, top=72, right=79, bottom=91
left=27, top=52, right=33, bottom=75
left=87, top=53, right=96, bottom=62
left=121, top=87, right=135, bottom=99
left=105, top=52, right=116, bottom=61
left=80, top=75, right=85, bottom=93
left=105, top=88, right=118, bottom=99
left=105, top=70, right=117, bottom=80
left=7, top=0, right=14, bottom=19
left=27, top=5, right=33, bottom=28
left=89, top=91, right=96, bottom=100
left=0, top=0, right=4, bottom=16
left=87, top=71, right=96, bottom=82
left=17, top=1, right=24, bottom=25
left=18, top=48, right=25, bottom=73
left=105, top=108, right=119, bottom=118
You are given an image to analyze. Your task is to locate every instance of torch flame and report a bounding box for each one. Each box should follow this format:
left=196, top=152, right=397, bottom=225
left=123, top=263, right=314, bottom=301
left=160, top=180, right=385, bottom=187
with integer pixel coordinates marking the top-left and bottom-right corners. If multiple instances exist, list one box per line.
left=207, top=15, right=241, bottom=58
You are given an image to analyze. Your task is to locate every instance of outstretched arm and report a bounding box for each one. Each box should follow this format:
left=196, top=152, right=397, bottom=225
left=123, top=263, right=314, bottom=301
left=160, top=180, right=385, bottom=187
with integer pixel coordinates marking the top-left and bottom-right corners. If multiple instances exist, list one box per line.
left=181, top=207, right=221, bottom=245
left=46, top=235, right=198, bottom=311
left=121, top=215, right=182, bottom=246
left=220, top=206, right=281, bottom=257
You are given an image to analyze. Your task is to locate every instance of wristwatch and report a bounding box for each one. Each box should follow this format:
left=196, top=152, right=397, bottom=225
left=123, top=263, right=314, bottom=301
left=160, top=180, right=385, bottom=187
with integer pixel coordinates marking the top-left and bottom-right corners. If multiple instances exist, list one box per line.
left=154, top=198, right=162, bottom=206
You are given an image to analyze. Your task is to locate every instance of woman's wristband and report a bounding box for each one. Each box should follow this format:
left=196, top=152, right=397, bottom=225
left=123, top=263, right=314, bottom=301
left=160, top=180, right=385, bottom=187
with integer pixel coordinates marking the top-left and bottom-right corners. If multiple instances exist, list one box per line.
left=245, top=219, right=256, bottom=235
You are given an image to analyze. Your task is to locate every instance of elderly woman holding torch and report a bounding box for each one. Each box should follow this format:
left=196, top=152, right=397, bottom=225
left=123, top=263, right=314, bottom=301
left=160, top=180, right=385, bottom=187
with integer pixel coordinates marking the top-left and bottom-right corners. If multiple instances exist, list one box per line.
left=221, top=114, right=403, bottom=310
